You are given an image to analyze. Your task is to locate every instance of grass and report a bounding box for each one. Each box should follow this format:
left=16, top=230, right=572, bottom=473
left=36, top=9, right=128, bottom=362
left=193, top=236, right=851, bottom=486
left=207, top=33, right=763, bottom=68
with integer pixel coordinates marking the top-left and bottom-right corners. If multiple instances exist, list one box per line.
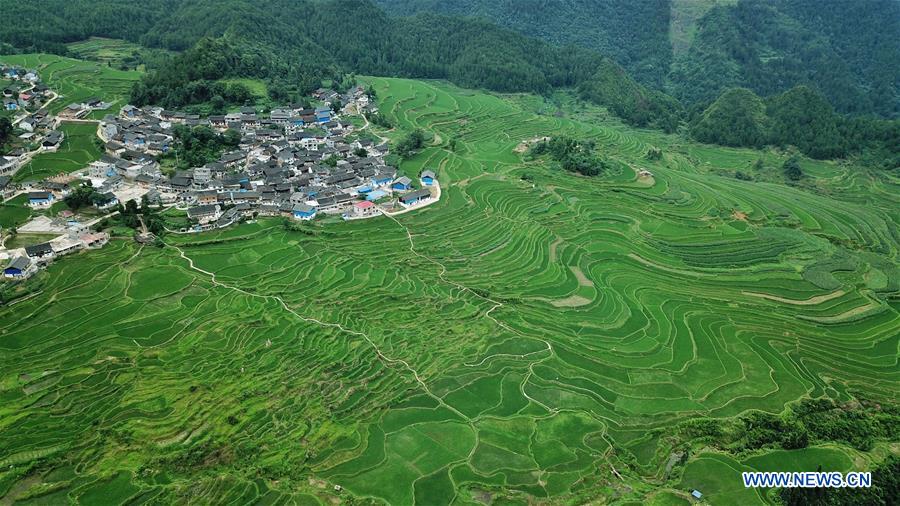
left=220, top=78, right=268, bottom=99
left=0, top=195, right=32, bottom=229
left=14, top=122, right=102, bottom=182
left=0, top=53, right=140, bottom=117
left=66, top=37, right=174, bottom=73
left=0, top=76, right=896, bottom=504
left=3, top=232, right=58, bottom=249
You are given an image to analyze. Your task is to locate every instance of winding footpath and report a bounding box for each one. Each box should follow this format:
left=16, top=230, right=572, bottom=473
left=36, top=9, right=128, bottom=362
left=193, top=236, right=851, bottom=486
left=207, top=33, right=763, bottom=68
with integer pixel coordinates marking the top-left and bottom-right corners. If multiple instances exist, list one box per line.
left=167, top=241, right=472, bottom=423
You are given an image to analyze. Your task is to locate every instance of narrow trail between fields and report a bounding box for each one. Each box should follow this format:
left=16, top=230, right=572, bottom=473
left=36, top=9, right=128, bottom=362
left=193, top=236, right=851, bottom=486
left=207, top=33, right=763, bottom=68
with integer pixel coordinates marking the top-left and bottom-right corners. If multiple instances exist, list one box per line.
left=166, top=242, right=473, bottom=423
left=381, top=212, right=558, bottom=414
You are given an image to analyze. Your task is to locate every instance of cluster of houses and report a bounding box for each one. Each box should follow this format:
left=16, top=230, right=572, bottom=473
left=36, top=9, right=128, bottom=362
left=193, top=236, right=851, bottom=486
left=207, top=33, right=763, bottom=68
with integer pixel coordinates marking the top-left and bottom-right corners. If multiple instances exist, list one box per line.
left=87, top=86, right=435, bottom=231
left=59, top=96, right=110, bottom=119
left=2, top=79, right=439, bottom=282
left=1, top=65, right=46, bottom=112
left=3, top=229, right=109, bottom=281
left=1, top=65, right=64, bottom=178
left=0, top=124, right=65, bottom=177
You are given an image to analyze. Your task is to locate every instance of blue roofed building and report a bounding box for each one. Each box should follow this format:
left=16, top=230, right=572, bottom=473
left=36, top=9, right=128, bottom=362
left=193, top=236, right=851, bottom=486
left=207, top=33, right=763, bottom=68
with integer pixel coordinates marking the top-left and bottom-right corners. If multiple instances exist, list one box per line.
left=315, top=106, right=331, bottom=123
left=392, top=176, right=412, bottom=191
left=27, top=191, right=54, bottom=208
left=292, top=203, right=317, bottom=221
left=399, top=188, right=431, bottom=206
left=4, top=257, right=34, bottom=279
left=366, top=190, right=387, bottom=201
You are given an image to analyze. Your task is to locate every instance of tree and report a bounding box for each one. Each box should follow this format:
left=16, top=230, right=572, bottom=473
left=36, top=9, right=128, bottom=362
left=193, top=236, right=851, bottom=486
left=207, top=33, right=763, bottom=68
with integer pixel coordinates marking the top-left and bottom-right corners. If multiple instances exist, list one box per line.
left=783, top=156, right=803, bottom=181
left=395, top=129, right=426, bottom=158
left=0, top=117, right=12, bottom=144
left=528, top=136, right=608, bottom=177
left=210, top=94, right=226, bottom=113
left=63, top=182, right=99, bottom=210
left=268, top=80, right=290, bottom=103
left=125, top=199, right=139, bottom=215
left=222, top=128, right=241, bottom=147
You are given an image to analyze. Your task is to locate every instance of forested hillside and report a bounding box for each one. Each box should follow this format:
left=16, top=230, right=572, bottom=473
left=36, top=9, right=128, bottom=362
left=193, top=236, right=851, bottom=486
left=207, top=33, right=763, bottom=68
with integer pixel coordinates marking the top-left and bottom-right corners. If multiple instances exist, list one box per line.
left=1, top=0, right=897, bottom=160
left=691, top=85, right=900, bottom=166
left=374, top=0, right=673, bottom=88
left=0, top=0, right=678, bottom=130
left=0, top=0, right=176, bottom=55
left=669, top=0, right=900, bottom=118
left=377, top=0, right=900, bottom=120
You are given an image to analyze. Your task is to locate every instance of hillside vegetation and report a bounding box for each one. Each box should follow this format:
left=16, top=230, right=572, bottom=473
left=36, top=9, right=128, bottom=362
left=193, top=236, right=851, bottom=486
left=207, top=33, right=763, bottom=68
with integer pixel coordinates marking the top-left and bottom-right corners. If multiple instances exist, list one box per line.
left=1, top=76, right=897, bottom=505
left=2, top=0, right=897, bottom=159
left=669, top=0, right=900, bottom=118
left=378, top=0, right=900, bottom=120
left=691, top=85, right=900, bottom=165
left=0, top=0, right=683, bottom=132
left=375, top=0, right=674, bottom=88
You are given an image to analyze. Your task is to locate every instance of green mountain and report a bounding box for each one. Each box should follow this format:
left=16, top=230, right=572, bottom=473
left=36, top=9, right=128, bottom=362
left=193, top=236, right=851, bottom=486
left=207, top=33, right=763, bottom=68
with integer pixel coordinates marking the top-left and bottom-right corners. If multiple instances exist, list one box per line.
left=690, top=87, right=770, bottom=148
left=0, top=0, right=679, bottom=129
left=2, top=0, right=896, bottom=158
left=765, top=86, right=847, bottom=160
left=374, top=0, right=674, bottom=88
left=670, top=0, right=900, bottom=118
left=691, top=85, right=899, bottom=165
left=577, top=58, right=682, bottom=133
left=375, top=0, right=900, bottom=119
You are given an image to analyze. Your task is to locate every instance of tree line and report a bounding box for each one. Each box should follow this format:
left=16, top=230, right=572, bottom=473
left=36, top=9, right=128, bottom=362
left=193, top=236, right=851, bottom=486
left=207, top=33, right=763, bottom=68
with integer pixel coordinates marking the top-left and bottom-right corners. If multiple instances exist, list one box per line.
left=691, top=85, right=900, bottom=167
left=2, top=0, right=896, bottom=165
left=528, top=137, right=609, bottom=177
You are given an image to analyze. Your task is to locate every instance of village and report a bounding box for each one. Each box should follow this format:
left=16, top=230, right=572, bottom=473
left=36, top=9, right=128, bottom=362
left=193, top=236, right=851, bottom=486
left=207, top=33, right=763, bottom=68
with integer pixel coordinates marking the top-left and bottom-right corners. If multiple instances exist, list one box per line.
left=1, top=65, right=439, bottom=282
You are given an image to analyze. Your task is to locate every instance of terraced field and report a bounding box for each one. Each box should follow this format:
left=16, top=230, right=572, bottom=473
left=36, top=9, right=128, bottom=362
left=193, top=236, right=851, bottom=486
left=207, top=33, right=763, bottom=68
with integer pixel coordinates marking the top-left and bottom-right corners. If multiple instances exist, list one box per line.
left=65, top=38, right=173, bottom=72
left=14, top=122, right=102, bottom=183
left=0, top=53, right=140, bottom=117
left=0, top=78, right=897, bottom=504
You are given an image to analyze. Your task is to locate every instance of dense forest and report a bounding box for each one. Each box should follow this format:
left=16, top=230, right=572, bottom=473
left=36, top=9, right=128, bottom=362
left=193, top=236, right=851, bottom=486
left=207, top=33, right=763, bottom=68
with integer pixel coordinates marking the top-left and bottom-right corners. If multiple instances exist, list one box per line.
left=375, top=0, right=900, bottom=120
left=1, top=0, right=897, bottom=164
left=669, top=0, right=900, bottom=118
left=374, top=0, right=673, bottom=89
left=1, top=0, right=677, bottom=129
left=691, top=85, right=900, bottom=165
left=577, top=59, right=683, bottom=133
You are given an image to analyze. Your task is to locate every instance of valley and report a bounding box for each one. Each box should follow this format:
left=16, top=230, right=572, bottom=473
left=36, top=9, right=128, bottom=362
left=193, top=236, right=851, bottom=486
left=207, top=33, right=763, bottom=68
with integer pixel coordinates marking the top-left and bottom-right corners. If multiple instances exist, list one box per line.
left=0, top=76, right=896, bottom=504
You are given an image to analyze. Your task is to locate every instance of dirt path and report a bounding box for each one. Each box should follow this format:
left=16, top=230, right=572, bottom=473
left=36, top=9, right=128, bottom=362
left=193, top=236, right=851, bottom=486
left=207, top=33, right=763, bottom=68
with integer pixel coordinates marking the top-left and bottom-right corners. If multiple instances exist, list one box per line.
left=360, top=112, right=390, bottom=145
left=167, top=241, right=472, bottom=423
left=743, top=290, right=845, bottom=305
left=382, top=208, right=561, bottom=416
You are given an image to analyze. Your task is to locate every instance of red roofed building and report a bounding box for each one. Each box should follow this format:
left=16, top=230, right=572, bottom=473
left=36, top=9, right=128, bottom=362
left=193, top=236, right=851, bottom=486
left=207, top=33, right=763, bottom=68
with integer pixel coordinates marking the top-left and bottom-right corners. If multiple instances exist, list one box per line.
left=352, top=200, right=377, bottom=217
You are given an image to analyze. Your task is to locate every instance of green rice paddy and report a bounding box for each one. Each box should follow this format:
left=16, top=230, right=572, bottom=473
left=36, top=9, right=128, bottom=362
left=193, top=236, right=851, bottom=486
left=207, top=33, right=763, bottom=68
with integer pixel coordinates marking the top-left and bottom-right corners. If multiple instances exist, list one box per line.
left=0, top=77, right=897, bottom=504
left=66, top=38, right=172, bottom=72
left=0, top=53, right=140, bottom=117
left=14, top=122, right=102, bottom=183
left=0, top=195, right=32, bottom=230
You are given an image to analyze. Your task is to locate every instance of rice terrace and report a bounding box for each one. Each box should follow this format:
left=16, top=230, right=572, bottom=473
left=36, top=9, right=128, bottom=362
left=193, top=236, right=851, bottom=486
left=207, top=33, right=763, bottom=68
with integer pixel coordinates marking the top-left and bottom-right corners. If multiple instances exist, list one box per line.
left=0, top=72, right=897, bottom=504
